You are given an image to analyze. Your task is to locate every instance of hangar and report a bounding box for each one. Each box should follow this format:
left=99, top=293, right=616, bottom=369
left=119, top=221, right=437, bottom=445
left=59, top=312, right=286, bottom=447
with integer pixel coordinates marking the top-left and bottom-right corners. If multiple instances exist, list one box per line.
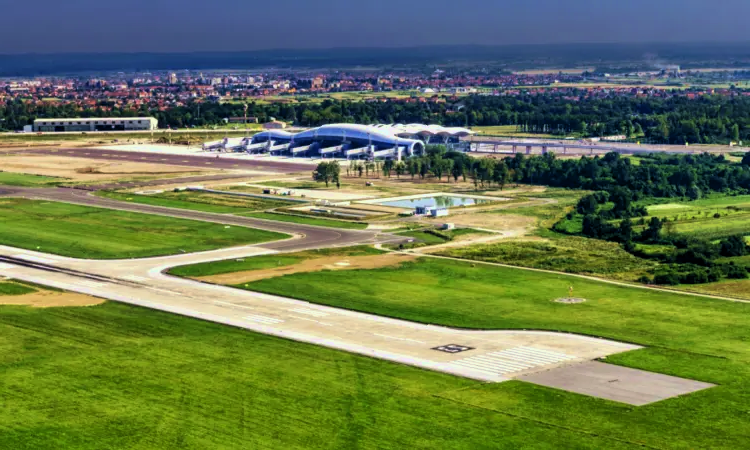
left=202, top=123, right=472, bottom=160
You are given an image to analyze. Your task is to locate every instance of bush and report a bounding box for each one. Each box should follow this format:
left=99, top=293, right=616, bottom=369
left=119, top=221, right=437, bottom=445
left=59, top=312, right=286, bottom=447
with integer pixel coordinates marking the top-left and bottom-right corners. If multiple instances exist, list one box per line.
left=654, top=271, right=681, bottom=285
left=724, top=265, right=749, bottom=279
left=637, top=275, right=653, bottom=284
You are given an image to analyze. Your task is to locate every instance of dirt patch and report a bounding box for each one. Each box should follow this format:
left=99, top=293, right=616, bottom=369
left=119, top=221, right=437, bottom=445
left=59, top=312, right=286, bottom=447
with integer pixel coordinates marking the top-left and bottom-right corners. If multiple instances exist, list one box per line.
left=0, top=290, right=104, bottom=308
left=0, top=154, right=209, bottom=181
left=421, top=212, right=535, bottom=235
left=554, top=297, right=587, bottom=304
left=197, top=253, right=417, bottom=285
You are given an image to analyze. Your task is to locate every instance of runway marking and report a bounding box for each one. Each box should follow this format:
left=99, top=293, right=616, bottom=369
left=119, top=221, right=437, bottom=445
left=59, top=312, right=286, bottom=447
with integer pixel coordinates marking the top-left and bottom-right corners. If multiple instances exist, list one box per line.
left=121, top=275, right=149, bottom=282
left=213, top=300, right=254, bottom=310
left=288, top=307, right=329, bottom=318
left=448, top=346, right=578, bottom=376
left=0, top=263, right=17, bottom=270
left=373, top=333, right=426, bottom=344
left=243, top=314, right=284, bottom=325
left=12, top=254, right=57, bottom=264
left=288, top=315, right=333, bottom=326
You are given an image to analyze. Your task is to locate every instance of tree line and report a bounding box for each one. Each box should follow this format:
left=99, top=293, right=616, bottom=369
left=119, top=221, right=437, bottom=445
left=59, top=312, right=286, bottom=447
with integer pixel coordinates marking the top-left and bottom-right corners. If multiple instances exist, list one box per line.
left=5, top=93, right=750, bottom=144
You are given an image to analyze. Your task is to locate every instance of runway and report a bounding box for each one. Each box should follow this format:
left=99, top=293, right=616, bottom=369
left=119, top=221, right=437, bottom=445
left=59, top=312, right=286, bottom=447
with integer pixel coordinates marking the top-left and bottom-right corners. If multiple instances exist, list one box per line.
left=0, top=244, right=640, bottom=383
left=16, top=147, right=316, bottom=173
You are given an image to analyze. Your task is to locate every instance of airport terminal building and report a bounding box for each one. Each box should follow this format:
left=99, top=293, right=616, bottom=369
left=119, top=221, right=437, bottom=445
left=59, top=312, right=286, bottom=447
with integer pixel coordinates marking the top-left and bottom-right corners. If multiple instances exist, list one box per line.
left=203, top=123, right=472, bottom=160
left=33, top=117, right=158, bottom=132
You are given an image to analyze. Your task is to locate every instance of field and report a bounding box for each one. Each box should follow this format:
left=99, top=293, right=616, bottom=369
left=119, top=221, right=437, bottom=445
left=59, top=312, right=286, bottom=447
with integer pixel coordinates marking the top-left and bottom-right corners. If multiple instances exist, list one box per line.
left=96, top=191, right=295, bottom=214
left=471, top=125, right=569, bottom=138
left=0, top=198, right=286, bottom=259
left=164, top=255, right=750, bottom=448
left=0, top=301, right=654, bottom=450
left=441, top=232, right=656, bottom=281
left=168, top=245, right=382, bottom=278
left=0, top=171, right=62, bottom=187
left=241, top=212, right=369, bottom=230
left=642, top=195, right=750, bottom=240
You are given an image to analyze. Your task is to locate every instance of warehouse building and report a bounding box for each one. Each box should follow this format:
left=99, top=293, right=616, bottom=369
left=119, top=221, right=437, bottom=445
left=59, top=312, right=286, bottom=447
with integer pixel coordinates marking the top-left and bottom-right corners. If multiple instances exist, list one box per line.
left=33, top=117, right=158, bottom=132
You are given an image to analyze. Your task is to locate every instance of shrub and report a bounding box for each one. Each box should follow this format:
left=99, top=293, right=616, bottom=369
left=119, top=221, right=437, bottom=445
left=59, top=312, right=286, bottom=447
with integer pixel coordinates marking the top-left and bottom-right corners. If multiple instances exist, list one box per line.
left=654, top=271, right=680, bottom=285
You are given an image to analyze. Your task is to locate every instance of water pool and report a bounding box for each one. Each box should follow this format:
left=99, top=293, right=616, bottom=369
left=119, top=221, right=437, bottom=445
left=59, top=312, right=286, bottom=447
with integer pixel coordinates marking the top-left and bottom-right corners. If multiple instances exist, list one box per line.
left=375, top=195, right=493, bottom=209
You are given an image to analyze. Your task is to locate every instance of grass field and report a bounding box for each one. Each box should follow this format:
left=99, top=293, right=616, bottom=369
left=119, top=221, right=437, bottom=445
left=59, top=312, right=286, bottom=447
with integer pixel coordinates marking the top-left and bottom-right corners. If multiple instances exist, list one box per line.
left=0, top=281, right=36, bottom=296
left=97, top=191, right=294, bottom=214
left=642, top=195, right=750, bottom=239
left=242, top=212, right=369, bottom=230
left=0, top=301, right=649, bottom=449
left=0, top=171, right=63, bottom=187
left=471, top=125, right=569, bottom=138
left=0, top=198, right=286, bottom=258
left=168, top=245, right=381, bottom=278
left=185, top=255, right=750, bottom=448
left=441, top=232, right=656, bottom=281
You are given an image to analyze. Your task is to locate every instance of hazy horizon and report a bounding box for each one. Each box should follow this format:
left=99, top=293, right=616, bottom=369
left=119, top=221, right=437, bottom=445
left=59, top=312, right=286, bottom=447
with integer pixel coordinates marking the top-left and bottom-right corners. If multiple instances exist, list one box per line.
left=1, top=0, right=748, bottom=54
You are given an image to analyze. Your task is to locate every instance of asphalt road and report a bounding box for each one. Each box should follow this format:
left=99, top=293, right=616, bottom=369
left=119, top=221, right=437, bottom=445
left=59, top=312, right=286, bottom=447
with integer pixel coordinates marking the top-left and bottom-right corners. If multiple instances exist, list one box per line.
left=3, top=186, right=397, bottom=252
left=17, top=147, right=315, bottom=173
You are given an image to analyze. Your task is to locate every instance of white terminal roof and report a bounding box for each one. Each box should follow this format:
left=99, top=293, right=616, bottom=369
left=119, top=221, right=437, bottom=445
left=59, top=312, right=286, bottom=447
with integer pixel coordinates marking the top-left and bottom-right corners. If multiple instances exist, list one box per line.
left=34, top=117, right=157, bottom=122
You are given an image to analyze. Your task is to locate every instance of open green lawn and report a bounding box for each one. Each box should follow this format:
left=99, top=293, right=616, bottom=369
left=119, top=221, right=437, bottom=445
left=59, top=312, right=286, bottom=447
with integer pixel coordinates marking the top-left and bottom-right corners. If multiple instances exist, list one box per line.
left=471, top=125, right=572, bottom=139
left=173, top=255, right=750, bottom=448
left=0, top=281, right=36, bottom=296
left=0, top=301, right=646, bottom=449
left=168, top=245, right=381, bottom=278
left=0, top=171, right=63, bottom=187
left=97, top=191, right=294, bottom=214
left=0, top=198, right=287, bottom=259
left=242, top=212, right=369, bottom=230
left=441, top=232, right=656, bottom=281
left=642, top=195, right=750, bottom=240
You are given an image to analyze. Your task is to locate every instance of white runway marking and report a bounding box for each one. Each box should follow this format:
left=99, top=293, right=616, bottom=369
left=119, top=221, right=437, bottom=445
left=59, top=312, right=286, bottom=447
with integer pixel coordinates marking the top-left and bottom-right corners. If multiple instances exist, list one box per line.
left=448, top=346, right=578, bottom=376
left=288, top=307, right=329, bottom=318
left=243, top=314, right=284, bottom=325
left=288, top=315, right=333, bottom=327
left=0, top=263, right=17, bottom=270
left=214, top=300, right=254, bottom=310
left=121, top=275, right=149, bottom=282
left=373, top=333, right=426, bottom=344
left=12, top=255, right=57, bottom=264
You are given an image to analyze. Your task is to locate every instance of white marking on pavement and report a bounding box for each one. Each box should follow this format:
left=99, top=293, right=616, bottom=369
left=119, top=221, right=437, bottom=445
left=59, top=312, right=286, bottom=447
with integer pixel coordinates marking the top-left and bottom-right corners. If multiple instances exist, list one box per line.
left=243, top=314, right=284, bottom=325
left=213, top=300, right=254, bottom=310
left=288, top=315, right=333, bottom=327
left=373, top=333, right=426, bottom=344
left=448, top=346, right=578, bottom=376
left=121, top=275, right=149, bottom=282
left=288, top=307, right=329, bottom=318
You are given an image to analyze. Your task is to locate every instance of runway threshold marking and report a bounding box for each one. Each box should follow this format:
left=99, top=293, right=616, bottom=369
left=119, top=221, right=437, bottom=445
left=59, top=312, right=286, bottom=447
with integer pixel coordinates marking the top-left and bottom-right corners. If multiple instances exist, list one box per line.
left=288, top=307, right=329, bottom=317
left=243, top=314, right=284, bottom=325
left=448, top=346, right=577, bottom=376
left=288, top=315, right=333, bottom=327
left=373, top=333, right=426, bottom=344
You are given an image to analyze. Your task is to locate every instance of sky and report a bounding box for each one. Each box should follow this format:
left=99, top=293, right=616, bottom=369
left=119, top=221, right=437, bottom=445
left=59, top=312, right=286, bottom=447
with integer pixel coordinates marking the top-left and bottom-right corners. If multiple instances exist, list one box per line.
left=1, top=0, right=748, bottom=54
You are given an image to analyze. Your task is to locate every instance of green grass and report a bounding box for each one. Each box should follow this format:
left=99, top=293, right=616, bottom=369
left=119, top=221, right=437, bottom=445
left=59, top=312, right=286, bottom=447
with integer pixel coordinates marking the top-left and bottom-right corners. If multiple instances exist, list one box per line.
left=0, top=282, right=36, bottom=296
left=0, top=198, right=287, bottom=259
left=168, top=245, right=381, bottom=278
left=441, top=233, right=656, bottom=281
left=226, top=256, right=750, bottom=448
left=397, top=230, right=448, bottom=245
left=0, top=172, right=63, bottom=187
left=0, top=301, right=641, bottom=449
left=641, top=195, right=750, bottom=240
left=97, top=191, right=293, bottom=214
left=242, top=212, right=369, bottom=230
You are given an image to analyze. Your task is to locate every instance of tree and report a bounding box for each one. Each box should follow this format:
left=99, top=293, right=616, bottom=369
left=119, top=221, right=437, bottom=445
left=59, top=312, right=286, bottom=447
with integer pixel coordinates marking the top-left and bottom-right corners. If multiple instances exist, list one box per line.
left=312, top=161, right=340, bottom=188
left=742, top=152, right=750, bottom=166
left=731, top=124, right=740, bottom=143
left=394, top=161, right=405, bottom=178
left=493, top=161, right=510, bottom=190
left=383, top=159, right=394, bottom=177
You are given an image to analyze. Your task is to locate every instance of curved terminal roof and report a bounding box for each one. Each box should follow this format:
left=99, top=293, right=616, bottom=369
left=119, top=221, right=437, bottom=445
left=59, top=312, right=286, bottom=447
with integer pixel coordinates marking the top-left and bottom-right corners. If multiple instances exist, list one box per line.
left=373, top=123, right=473, bottom=137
